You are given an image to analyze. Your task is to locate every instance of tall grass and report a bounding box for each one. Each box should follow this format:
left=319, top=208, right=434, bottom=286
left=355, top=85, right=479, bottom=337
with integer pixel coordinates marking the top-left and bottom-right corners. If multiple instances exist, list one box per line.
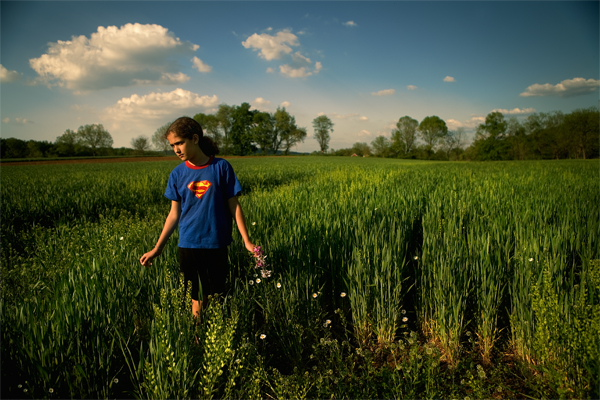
left=1, top=158, right=597, bottom=399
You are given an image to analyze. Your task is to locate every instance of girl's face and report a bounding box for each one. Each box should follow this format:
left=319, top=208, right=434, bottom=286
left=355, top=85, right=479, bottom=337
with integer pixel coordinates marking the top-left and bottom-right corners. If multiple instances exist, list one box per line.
left=167, top=132, right=199, bottom=161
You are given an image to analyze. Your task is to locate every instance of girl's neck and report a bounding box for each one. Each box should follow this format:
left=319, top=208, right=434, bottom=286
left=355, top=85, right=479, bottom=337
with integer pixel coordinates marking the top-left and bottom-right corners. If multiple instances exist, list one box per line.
left=187, top=150, right=210, bottom=167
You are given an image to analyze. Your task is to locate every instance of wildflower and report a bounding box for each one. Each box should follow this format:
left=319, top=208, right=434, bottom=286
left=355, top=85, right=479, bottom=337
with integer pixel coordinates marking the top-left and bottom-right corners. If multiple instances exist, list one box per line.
left=426, top=346, right=433, bottom=355
left=313, top=293, right=318, bottom=298
left=114, top=378, right=119, bottom=384
left=466, top=331, right=471, bottom=337
left=18, top=385, right=22, bottom=389
left=49, top=388, right=54, bottom=393
left=340, top=292, right=347, bottom=297
left=260, top=334, right=266, bottom=339
left=529, top=258, right=534, bottom=262
left=23, top=389, right=28, bottom=393
left=276, top=282, right=281, bottom=288
left=256, top=278, right=261, bottom=284
left=235, top=359, right=241, bottom=364
left=249, top=280, right=254, bottom=285
left=402, top=317, right=408, bottom=322
left=401, top=309, right=406, bottom=314
left=252, top=222, right=256, bottom=225
left=326, top=319, right=331, bottom=324
left=120, top=237, right=124, bottom=240
left=413, top=256, right=418, bottom=260
left=260, top=269, right=271, bottom=278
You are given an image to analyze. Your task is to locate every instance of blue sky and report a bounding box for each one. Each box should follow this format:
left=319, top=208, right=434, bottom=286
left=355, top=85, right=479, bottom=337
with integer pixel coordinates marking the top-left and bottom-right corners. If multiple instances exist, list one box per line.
left=1, top=1, right=598, bottom=152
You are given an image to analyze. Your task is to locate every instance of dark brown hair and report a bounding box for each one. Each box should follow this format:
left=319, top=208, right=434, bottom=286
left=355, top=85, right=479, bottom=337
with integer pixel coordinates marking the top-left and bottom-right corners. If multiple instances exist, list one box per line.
left=165, top=117, right=219, bottom=156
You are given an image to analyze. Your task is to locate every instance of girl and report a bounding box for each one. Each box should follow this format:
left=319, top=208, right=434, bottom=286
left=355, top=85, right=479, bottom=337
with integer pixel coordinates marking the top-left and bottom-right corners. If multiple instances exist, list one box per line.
left=140, top=117, right=255, bottom=317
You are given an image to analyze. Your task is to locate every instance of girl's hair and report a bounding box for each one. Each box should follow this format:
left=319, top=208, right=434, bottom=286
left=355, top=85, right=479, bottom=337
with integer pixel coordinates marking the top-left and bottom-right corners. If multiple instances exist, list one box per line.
left=165, top=117, right=219, bottom=156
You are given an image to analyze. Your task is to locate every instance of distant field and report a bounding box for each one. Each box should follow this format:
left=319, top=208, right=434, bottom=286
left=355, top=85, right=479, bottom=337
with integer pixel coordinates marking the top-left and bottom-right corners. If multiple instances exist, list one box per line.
left=1, top=157, right=597, bottom=399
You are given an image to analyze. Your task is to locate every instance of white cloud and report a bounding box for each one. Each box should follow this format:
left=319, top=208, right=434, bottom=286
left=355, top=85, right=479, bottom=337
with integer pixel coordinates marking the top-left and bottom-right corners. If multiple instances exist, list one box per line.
left=192, top=56, right=212, bottom=73
left=280, top=101, right=291, bottom=108
left=331, top=112, right=359, bottom=120
left=29, top=23, right=198, bottom=91
left=103, top=88, right=219, bottom=123
left=491, top=107, right=536, bottom=115
left=407, top=85, right=418, bottom=90
left=280, top=53, right=322, bottom=78
left=444, top=76, right=455, bottom=82
left=446, top=116, right=485, bottom=130
left=371, top=89, right=395, bottom=96
left=520, top=77, right=600, bottom=97
left=2, top=117, right=33, bottom=124
left=242, top=29, right=299, bottom=61
left=358, top=130, right=372, bottom=137
left=343, top=21, right=358, bottom=27
left=266, top=67, right=275, bottom=73
left=0, top=65, right=21, bottom=82
left=359, top=116, right=368, bottom=121
left=251, top=97, right=272, bottom=111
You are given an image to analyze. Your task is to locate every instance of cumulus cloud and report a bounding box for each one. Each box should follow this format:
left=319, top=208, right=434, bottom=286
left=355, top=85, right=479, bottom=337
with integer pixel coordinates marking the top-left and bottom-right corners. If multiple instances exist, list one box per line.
left=446, top=116, right=485, bottom=131
left=2, top=117, right=33, bottom=124
left=103, top=88, right=219, bottom=123
left=0, top=65, right=21, bottom=83
left=407, top=85, right=418, bottom=90
left=520, top=77, right=600, bottom=98
left=491, top=107, right=536, bottom=115
left=444, top=76, right=455, bottom=82
left=371, top=89, right=395, bottom=96
left=251, top=97, right=272, bottom=111
left=29, top=23, right=198, bottom=91
left=280, top=53, right=322, bottom=78
left=192, top=57, right=212, bottom=73
left=359, top=116, right=368, bottom=121
left=343, top=21, right=358, bottom=27
left=330, top=112, right=359, bottom=120
left=242, top=29, right=299, bottom=61
left=280, top=101, right=291, bottom=108
left=266, top=67, right=275, bottom=73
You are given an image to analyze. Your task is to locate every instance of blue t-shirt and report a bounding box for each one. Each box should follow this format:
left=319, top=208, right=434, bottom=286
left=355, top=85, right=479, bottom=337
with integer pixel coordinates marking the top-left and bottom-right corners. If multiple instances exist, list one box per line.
left=164, top=157, right=242, bottom=249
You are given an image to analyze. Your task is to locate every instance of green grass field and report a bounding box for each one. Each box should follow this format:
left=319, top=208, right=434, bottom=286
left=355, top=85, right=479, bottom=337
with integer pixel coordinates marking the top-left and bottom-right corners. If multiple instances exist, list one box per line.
left=1, top=157, right=598, bottom=399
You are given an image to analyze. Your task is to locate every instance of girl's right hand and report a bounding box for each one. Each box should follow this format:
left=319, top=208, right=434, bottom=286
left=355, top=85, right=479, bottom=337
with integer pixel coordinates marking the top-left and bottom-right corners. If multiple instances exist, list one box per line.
left=140, top=248, right=162, bottom=267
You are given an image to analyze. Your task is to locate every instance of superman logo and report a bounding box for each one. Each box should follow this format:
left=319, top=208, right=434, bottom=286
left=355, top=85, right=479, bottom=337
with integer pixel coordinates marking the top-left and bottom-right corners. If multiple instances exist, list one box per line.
left=187, top=180, right=212, bottom=199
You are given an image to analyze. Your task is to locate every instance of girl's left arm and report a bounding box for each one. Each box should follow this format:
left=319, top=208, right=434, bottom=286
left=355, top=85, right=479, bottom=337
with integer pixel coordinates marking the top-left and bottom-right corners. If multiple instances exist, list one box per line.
left=228, top=196, right=255, bottom=253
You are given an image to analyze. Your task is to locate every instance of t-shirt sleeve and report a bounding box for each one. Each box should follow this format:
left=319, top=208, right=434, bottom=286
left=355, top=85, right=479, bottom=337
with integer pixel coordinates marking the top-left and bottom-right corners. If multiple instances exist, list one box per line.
left=223, top=161, right=242, bottom=199
left=164, top=170, right=181, bottom=202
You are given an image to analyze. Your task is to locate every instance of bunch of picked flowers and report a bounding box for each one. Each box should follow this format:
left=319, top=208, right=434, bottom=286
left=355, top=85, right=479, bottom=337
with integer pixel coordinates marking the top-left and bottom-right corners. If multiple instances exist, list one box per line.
left=253, top=246, right=271, bottom=278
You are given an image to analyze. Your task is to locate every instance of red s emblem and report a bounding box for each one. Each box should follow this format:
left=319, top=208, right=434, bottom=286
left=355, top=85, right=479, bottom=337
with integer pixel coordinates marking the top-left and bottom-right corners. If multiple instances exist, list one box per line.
left=187, top=180, right=211, bottom=199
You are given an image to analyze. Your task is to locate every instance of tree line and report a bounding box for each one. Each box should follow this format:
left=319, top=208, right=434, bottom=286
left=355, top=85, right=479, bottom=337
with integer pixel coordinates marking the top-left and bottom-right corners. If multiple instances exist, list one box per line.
left=1, top=105, right=597, bottom=160
left=328, top=107, right=599, bottom=161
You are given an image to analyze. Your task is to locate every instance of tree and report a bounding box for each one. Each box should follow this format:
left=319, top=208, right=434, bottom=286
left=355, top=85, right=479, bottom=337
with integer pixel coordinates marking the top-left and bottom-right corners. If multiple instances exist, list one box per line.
left=392, top=116, right=419, bottom=155
left=564, top=107, right=599, bottom=159
left=284, top=126, right=307, bottom=155
left=194, top=113, right=222, bottom=148
left=216, top=104, right=235, bottom=154
left=312, top=115, right=334, bottom=153
left=371, top=135, right=391, bottom=157
left=55, top=129, right=81, bottom=156
left=351, top=142, right=371, bottom=157
left=76, top=124, right=113, bottom=155
left=252, top=111, right=275, bottom=155
left=131, top=135, right=151, bottom=153
left=472, top=112, right=511, bottom=160
left=229, top=103, right=257, bottom=156
left=418, top=116, right=448, bottom=157
left=152, top=121, right=173, bottom=153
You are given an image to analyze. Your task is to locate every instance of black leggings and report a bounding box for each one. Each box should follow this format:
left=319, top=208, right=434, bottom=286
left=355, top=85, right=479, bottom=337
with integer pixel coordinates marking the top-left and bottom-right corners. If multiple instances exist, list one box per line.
left=178, top=247, right=229, bottom=301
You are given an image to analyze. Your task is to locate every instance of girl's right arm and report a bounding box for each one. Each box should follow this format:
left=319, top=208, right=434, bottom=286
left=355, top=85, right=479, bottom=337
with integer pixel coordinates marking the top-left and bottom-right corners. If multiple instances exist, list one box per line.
left=140, top=200, right=181, bottom=267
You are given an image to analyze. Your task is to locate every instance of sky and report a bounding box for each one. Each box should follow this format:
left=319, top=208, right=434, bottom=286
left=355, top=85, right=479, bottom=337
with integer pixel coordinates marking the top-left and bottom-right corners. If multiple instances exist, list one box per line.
left=1, top=1, right=598, bottom=153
